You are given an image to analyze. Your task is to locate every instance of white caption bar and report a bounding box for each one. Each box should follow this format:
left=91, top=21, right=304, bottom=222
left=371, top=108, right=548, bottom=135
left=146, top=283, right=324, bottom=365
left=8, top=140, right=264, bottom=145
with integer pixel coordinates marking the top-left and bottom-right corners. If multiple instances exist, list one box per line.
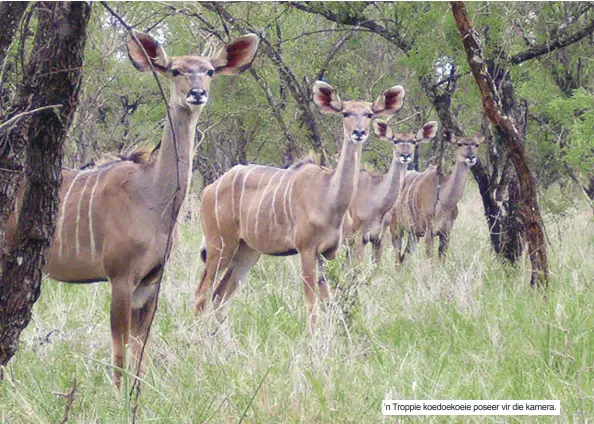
left=382, top=400, right=560, bottom=416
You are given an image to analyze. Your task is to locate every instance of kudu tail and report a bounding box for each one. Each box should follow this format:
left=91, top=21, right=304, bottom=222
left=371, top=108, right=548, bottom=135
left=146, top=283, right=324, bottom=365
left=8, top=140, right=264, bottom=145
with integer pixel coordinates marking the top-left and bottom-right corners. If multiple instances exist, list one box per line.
left=200, top=237, right=207, bottom=262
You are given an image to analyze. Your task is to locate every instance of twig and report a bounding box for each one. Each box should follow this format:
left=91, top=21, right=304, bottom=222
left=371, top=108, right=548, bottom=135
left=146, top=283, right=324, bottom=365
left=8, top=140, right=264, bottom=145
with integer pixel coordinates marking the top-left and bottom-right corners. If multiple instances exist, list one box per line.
left=0, top=105, right=63, bottom=131
left=386, top=111, right=420, bottom=125
left=55, top=378, right=77, bottom=424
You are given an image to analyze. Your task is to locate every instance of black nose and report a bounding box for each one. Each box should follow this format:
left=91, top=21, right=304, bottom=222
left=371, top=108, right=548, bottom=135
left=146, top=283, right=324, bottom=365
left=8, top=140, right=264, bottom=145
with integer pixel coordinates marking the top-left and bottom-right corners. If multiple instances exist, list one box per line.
left=467, top=154, right=476, bottom=160
left=352, top=130, right=366, bottom=137
left=190, top=88, right=206, bottom=97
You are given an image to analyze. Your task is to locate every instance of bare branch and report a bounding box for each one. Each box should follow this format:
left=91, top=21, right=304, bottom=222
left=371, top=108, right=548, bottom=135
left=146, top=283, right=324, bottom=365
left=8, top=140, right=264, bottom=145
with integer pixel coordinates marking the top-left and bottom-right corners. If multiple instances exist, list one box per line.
left=509, top=16, right=594, bottom=64
left=0, top=104, right=62, bottom=131
left=288, top=2, right=411, bottom=53
left=316, top=27, right=358, bottom=81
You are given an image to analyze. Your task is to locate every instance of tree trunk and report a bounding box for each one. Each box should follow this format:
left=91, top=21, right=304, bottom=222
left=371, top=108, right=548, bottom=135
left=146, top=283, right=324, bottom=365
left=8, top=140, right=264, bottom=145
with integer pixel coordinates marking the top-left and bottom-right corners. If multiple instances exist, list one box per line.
left=451, top=1, right=548, bottom=287
left=0, top=2, right=30, bottom=250
left=0, top=1, right=91, bottom=366
left=0, top=2, right=29, bottom=66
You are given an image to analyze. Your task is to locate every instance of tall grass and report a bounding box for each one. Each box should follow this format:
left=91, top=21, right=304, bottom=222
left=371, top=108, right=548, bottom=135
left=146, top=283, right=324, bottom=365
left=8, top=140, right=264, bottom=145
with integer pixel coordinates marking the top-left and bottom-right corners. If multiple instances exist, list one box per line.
left=1, top=183, right=592, bottom=423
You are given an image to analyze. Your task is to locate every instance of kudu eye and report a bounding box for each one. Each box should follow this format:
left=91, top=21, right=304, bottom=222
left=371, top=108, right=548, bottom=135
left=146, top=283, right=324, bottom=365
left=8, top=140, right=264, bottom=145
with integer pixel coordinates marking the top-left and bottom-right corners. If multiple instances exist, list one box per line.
left=342, top=112, right=350, bottom=118
left=207, top=69, right=214, bottom=77
left=457, top=143, right=463, bottom=147
left=171, top=69, right=181, bottom=77
left=366, top=113, right=373, bottom=118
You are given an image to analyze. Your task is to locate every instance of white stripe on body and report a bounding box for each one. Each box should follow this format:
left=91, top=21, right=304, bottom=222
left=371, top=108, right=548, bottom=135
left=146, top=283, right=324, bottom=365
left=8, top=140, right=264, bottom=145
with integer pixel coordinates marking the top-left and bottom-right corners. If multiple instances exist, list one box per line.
left=88, top=170, right=103, bottom=260
left=270, top=170, right=289, bottom=226
left=285, top=178, right=297, bottom=245
left=57, top=172, right=85, bottom=258
left=249, top=169, right=270, bottom=237
left=254, top=169, right=281, bottom=237
left=75, top=174, right=92, bottom=256
left=238, top=166, right=259, bottom=231
left=282, top=176, right=294, bottom=227
left=286, top=178, right=296, bottom=225
left=214, top=175, right=224, bottom=231
left=230, top=167, right=243, bottom=221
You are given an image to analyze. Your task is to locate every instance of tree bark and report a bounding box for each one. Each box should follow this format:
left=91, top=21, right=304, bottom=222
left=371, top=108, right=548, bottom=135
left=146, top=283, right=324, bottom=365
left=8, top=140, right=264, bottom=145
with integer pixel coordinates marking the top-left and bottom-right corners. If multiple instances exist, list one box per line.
left=451, top=1, right=548, bottom=287
left=0, top=1, right=91, bottom=366
left=0, top=2, right=29, bottom=66
left=0, top=2, right=30, bottom=250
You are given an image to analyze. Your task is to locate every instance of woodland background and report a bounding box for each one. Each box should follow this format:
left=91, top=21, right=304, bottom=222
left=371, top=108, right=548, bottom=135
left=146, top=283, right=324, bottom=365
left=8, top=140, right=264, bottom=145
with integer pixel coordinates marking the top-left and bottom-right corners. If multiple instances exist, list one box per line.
left=2, top=2, right=591, bottom=199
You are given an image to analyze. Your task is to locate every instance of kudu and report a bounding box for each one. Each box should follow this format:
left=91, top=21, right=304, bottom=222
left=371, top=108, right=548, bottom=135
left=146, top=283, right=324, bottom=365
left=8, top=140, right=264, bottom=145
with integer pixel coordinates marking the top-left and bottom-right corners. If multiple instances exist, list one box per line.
left=195, top=81, right=405, bottom=332
left=6, top=30, right=259, bottom=388
left=387, top=131, right=482, bottom=263
left=345, top=120, right=438, bottom=264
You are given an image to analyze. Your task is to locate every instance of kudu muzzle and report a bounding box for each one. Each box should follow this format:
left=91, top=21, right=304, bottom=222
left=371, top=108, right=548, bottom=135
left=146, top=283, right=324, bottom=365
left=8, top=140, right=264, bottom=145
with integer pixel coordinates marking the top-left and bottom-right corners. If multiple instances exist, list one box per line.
left=187, top=88, right=208, bottom=105
left=465, top=154, right=477, bottom=166
left=399, top=153, right=413, bottom=164
left=351, top=129, right=367, bottom=144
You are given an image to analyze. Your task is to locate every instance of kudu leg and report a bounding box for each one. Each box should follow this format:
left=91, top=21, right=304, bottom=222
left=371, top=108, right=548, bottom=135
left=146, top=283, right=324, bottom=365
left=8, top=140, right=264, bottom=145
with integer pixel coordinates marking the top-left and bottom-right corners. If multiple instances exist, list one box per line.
left=316, top=255, right=330, bottom=301
left=425, top=223, right=434, bottom=258
left=392, top=227, right=406, bottom=264
left=353, top=233, right=365, bottom=263
left=299, top=250, right=318, bottom=330
left=194, top=240, right=237, bottom=314
left=110, top=279, right=132, bottom=390
left=130, top=282, right=158, bottom=385
left=401, top=230, right=417, bottom=263
left=371, top=238, right=382, bottom=264
left=212, top=242, right=260, bottom=345
left=438, top=231, right=450, bottom=262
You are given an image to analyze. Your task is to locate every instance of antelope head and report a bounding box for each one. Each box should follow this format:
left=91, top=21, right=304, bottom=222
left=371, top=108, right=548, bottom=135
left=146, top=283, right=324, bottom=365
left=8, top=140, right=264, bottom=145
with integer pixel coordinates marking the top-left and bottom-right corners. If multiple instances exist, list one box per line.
left=127, top=31, right=259, bottom=111
left=450, top=132, right=482, bottom=166
left=373, top=120, right=439, bottom=164
left=312, top=81, right=406, bottom=145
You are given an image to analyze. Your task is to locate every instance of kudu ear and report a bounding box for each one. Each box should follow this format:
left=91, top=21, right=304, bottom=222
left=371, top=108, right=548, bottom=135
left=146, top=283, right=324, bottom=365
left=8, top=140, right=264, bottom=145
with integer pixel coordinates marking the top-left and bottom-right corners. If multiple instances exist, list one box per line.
left=416, top=121, right=439, bottom=143
left=372, top=85, right=405, bottom=116
left=373, top=120, right=394, bottom=140
left=211, top=34, right=260, bottom=76
left=127, top=30, right=170, bottom=73
left=473, top=127, right=487, bottom=145
left=312, top=81, right=343, bottom=115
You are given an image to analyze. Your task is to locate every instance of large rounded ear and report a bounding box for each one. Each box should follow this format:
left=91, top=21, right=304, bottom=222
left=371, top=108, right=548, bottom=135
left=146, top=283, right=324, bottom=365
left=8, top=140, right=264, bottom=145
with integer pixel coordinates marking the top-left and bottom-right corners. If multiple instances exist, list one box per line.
left=372, top=85, right=405, bottom=116
left=373, top=120, right=394, bottom=140
left=416, top=121, right=439, bottom=143
left=212, top=34, right=260, bottom=76
left=127, top=30, right=170, bottom=73
left=312, top=81, right=342, bottom=115
left=473, top=128, right=486, bottom=145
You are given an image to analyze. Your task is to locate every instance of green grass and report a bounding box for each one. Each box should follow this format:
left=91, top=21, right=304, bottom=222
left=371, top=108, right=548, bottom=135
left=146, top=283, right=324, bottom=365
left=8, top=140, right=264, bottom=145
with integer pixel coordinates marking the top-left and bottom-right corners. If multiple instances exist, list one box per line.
left=1, top=184, right=593, bottom=423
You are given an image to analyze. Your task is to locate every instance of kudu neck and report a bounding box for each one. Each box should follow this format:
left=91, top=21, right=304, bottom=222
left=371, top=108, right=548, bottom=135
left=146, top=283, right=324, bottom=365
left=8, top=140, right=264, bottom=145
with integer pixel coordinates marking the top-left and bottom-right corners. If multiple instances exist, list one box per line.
left=438, top=160, right=470, bottom=210
left=330, top=134, right=362, bottom=214
left=377, top=149, right=407, bottom=212
left=152, top=100, right=202, bottom=218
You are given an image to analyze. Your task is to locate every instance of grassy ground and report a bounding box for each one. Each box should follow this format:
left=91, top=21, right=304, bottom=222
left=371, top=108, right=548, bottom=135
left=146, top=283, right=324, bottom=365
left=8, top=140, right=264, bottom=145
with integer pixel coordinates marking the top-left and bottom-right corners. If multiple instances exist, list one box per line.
left=1, top=183, right=593, bottom=423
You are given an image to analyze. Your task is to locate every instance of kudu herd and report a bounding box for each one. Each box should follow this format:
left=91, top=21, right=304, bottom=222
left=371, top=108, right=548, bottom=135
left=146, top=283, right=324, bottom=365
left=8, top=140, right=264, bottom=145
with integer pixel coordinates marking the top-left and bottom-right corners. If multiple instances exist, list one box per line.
left=5, top=28, right=481, bottom=388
